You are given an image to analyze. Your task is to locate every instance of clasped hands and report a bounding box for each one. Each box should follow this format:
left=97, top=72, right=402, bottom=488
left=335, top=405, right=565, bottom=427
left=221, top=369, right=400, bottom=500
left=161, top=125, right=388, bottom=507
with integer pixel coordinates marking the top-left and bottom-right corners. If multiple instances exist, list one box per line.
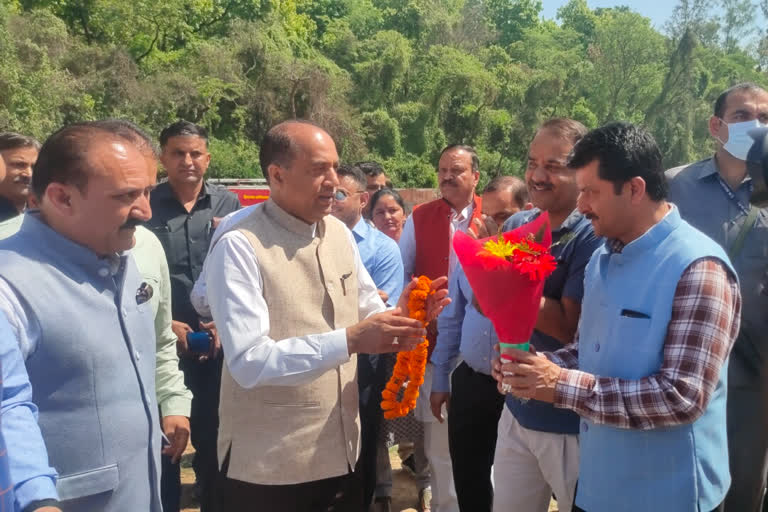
left=346, top=277, right=450, bottom=355
left=490, top=345, right=562, bottom=404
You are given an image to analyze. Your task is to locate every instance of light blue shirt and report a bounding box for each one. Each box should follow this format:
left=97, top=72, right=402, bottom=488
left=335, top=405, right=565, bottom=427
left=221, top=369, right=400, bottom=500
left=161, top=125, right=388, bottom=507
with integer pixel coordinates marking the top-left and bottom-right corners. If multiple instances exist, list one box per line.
left=0, top=311, right=58, bottom=511
left=352, top=218, right=403, bottom=305
left=432, top=265, right=497, bottom=392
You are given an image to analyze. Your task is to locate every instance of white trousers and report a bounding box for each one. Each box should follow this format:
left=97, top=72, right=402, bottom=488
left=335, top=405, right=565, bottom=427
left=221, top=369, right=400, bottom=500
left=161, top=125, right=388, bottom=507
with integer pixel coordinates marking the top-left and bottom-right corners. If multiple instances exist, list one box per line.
left=416, top=363, right=459, bottom=512
left=492, top=406, right=579, bottom=512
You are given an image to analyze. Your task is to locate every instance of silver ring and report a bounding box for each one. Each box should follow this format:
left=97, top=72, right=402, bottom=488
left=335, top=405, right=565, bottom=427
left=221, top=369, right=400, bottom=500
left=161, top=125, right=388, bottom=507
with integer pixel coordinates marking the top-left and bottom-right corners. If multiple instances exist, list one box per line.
left=392, top=337, right=399, bottom=345
left=501, top=383, right=512, bottom=394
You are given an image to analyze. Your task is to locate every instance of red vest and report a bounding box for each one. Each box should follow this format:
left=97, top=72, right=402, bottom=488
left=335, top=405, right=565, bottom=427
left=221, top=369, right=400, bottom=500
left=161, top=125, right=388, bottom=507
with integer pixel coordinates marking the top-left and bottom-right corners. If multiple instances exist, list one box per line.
left=411, top=195, right=483, bottom=358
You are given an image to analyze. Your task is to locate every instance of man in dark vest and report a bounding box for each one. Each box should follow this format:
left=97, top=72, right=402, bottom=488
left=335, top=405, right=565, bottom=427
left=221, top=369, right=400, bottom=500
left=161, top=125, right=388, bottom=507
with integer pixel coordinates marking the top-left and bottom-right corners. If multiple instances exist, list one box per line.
left=399, top=144, right=483, bottom=512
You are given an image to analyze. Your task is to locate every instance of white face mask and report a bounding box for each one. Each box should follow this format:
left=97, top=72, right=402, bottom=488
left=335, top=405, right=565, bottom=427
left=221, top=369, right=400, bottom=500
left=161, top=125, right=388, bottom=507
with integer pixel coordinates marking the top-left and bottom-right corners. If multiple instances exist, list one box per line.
left=717, top=119, right=767, bottom=161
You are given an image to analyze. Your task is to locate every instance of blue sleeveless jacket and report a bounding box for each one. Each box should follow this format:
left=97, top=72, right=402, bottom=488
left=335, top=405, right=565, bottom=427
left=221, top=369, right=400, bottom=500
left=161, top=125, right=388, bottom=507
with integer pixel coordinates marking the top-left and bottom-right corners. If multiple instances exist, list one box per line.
left=576, top=207, right=734, bottom=512
left=0, top=215, right=162, bottom=511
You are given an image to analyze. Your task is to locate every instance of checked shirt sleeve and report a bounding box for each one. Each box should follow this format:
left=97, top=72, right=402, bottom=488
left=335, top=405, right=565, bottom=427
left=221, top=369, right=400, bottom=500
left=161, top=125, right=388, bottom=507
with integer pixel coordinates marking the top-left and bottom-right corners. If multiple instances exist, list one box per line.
left=553, top=258, right=740, bottom=430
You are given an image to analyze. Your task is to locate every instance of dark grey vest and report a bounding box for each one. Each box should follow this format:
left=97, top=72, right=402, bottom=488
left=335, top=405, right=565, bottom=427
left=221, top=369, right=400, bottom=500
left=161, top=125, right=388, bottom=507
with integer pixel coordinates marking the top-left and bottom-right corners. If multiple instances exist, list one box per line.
left=0, top=215, right=161, bottom=511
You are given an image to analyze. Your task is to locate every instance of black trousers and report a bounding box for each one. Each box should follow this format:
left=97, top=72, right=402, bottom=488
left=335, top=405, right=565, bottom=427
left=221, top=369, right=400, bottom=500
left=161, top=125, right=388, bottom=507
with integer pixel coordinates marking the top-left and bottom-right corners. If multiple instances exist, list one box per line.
left=182, top=355, right=223, bottom=512
left=161, top=453, right=181, bottom=512
left=217, top=449, right=363, bottom=512
left=357, top=353, right=389, bottom=508
left=448, top=361, right=506, bottom=512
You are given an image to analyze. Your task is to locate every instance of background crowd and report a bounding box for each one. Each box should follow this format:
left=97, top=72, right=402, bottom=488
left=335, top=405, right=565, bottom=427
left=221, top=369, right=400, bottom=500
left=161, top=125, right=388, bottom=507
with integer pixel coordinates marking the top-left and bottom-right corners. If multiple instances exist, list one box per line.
left=1, top=0, right=768, bottom=185
left=0, top=78, right=765, bottom=512
left=0, top=3, right=766, bottom=512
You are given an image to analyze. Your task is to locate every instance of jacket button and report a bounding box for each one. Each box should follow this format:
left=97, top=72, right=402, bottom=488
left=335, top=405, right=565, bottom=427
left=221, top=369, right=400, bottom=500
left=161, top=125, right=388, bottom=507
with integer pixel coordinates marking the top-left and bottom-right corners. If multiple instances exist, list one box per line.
left=581, top=422, right=589, bottom=433
left=98, top=268, right=109, bottom=277
left=595, top=343, right=600, bottom=352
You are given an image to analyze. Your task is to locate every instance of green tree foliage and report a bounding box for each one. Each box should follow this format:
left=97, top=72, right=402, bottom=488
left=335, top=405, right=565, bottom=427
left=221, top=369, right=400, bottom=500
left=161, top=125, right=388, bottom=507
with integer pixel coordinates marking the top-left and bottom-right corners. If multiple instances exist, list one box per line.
left=486, top=0, right=542, bottom=47
left=0, top=0, right=766, bottom=183
left=720, top=0, right=756, bottom=54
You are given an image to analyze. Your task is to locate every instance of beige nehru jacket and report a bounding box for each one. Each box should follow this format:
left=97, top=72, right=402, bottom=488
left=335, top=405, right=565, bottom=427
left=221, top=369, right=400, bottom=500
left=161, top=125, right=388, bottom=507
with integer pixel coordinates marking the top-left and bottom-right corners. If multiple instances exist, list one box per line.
left=217, top=200, right=361, bottom=485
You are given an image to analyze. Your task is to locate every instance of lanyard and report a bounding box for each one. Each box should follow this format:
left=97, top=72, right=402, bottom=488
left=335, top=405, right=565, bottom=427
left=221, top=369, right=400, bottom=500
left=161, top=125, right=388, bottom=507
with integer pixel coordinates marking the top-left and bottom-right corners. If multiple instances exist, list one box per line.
left=716, top=173, right=752, bottom=217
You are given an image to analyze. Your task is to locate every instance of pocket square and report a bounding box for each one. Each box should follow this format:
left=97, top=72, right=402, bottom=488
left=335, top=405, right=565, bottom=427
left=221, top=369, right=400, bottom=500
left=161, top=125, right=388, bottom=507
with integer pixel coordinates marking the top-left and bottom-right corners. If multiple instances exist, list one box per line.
left=136, top=282, right=154, bottom=305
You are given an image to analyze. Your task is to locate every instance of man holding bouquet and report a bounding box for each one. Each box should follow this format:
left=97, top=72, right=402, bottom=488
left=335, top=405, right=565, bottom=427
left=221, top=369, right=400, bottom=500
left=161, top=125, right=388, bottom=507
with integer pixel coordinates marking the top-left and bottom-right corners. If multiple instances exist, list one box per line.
left=489, top=118, right=602, bottom=512
left=497, top=122, right=740, bottom=512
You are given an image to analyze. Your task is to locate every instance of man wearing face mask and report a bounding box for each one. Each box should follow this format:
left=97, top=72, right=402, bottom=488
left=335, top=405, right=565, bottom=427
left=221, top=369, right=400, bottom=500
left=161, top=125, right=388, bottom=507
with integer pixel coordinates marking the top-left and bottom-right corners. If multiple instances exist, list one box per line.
left=667, top=82, right=768, bottom=512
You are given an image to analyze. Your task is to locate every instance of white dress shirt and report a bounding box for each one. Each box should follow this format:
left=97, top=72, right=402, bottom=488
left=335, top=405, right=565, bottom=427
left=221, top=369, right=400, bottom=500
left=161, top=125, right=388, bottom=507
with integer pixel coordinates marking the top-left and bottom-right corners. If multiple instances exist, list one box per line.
left=190, top=204, right=258, bottom=317
left=205, top=224, right=386, bottom=390
left=399, top=202, right=474, bottom=282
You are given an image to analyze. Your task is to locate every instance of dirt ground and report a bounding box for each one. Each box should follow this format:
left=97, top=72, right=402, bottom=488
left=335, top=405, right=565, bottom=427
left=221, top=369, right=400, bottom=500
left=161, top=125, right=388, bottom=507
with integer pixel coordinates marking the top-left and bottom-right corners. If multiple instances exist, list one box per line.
left=179, top=447, right=559, bottom=511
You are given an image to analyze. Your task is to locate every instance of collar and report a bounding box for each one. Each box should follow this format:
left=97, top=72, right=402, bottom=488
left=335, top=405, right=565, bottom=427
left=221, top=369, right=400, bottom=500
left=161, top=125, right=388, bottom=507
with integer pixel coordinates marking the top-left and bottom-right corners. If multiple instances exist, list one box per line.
left=352, top=217, right=371, bottom=241
left=696, top=155, right=752, bottom=187
left=445, top=197, right=476, bottom=221
left=263, top=199, right=317, bottom=240
left=453, top=203, right=472, bottom=221
left=606, top=205, right=677, bottom=257
left=18, top=212, right=125, bottom=277
left=154, top=180, right=210, bottom=202
left=516, top=207, right=584, bottom=234
left=694, top=157, right=719, bottom=181
left=553, top=209, right=584, bottom=233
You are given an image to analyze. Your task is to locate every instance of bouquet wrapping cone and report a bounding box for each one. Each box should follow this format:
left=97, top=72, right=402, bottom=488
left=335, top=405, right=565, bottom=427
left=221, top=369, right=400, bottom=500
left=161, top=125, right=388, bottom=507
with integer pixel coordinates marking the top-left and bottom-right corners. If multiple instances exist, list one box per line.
left=452, top=212, right=555, bottom=360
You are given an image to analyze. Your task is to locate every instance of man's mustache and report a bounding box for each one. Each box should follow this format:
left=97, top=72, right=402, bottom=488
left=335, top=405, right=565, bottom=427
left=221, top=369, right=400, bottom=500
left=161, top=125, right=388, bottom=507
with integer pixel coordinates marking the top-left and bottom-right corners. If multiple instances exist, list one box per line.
left=529, top=181, right=553, bottom=190
left=13, top=175, right=30, bottom=184
left=440, top=180, right=458, bottom=187
left=120, top=218, right=143, bottom=230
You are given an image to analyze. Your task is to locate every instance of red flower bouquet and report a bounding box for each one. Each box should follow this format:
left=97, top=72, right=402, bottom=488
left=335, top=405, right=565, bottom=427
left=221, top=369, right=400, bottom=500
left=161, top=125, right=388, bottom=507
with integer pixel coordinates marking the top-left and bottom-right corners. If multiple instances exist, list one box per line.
left=452, top=212, right=556, bottom=361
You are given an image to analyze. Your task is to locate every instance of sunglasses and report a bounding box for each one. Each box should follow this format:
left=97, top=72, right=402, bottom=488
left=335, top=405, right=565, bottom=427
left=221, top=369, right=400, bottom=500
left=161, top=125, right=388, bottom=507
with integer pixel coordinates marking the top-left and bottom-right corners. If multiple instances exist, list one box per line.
left=334, top=189, right=364, bottom=201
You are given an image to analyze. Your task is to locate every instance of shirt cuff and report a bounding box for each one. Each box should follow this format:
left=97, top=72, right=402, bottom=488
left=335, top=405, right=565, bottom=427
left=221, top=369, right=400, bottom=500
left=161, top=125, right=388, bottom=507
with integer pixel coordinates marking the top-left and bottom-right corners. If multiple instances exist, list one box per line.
left=431, top=369, right=451, bottom=393
left=325, top=328, right=353, bottom=364
left=553, top=367, right=595, bottom=411
left=15, top=475, right=59, bottom=512
left=160, top=395, right=193, bottom=418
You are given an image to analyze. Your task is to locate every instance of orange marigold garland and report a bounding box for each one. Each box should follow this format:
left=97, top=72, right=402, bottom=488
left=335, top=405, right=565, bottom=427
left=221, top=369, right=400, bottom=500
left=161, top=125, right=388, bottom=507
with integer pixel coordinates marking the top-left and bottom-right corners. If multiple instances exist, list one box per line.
left=380, top=275, right=432, bottom=419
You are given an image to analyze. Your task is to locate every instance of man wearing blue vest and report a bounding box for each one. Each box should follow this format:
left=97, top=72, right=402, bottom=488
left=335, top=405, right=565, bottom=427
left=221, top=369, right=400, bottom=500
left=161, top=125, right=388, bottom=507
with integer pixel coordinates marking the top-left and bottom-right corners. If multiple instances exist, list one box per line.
left=0, top=121, right=162, bottom=511
left=491, top=119, right=601, bottom=512
left=666, top=83, right=768, bottom=512
left=497, top=122, right=741, bottom=512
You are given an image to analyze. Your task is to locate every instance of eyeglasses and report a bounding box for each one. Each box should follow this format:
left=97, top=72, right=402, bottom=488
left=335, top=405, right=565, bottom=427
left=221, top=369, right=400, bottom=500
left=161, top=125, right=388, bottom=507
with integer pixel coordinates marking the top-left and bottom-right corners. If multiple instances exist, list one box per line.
left=334, top=189, right=364, bottom=201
